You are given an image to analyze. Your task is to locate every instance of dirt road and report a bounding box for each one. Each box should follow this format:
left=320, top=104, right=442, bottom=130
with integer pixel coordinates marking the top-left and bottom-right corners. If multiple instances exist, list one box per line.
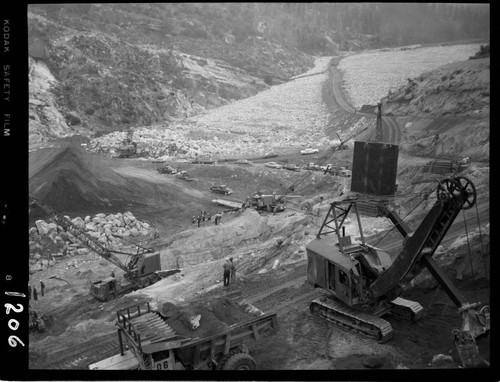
left=329, top=58, right=401, bottom=145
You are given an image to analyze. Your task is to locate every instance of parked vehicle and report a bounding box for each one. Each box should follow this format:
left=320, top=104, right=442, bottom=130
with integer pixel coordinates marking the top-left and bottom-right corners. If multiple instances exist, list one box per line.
left=339, top=169, right=352, bottom=177
left=157, top=165, right=177, bottom=174
left=210, top=185, right=233, bottom=195
left=325, top=165, right=339, bottom=175
left=263, top=152, right=278, bottom=159
left=283, top=164, right=301, bottom=172
left=300, top=148, right=319, bottom=155
left=89, top=302, right=279, bottom=370
left=192, top=159, right=217, bottom=164
left=176, top=172, right=194, bottom=182
left=265, top=162, right=282, bottom=169
left=235, top=159, right=253, bottom=165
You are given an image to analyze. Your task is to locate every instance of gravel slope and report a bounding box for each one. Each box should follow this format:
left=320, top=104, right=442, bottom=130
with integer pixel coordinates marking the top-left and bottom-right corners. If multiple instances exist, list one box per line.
left=90, top=57, right=334, bottom=159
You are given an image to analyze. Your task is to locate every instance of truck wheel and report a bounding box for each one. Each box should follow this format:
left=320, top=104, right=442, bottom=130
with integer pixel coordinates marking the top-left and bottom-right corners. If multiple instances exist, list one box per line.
left=222, top=353, right=256, bottom=370
left=149, top=274, right=160, bottom=284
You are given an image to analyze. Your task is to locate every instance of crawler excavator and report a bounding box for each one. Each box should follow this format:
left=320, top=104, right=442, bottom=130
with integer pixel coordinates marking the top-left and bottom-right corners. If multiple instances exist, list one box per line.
left=306, top=176, right=489, bottom=367
left=29, top=195, right=164, bottom=301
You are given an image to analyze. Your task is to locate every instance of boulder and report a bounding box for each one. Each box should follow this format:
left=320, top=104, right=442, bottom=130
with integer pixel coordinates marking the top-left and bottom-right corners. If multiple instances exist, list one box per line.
left=72, top=216, right=85, bottom=228
left=431, top=354, right=455, bottom=368
left=77, top=248, right=90, bottom=256
left=35, top=220, right=50, bottom=235
left=31, top=263, right=42, bottom=272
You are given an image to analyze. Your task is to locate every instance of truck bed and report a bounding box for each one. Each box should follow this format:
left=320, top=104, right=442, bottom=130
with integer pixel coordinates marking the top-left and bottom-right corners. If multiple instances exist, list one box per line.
left=114, top=303, right=278, bottom=369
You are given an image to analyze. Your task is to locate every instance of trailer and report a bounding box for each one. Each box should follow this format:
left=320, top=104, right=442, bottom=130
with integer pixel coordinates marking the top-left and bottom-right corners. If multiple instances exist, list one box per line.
left=212, top=199, right=244, bottom=210
left=90, top=302, right=278, bottom=370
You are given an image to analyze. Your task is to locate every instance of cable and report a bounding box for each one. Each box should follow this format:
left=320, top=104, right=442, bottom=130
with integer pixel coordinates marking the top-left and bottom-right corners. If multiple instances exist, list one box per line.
left=371, top=187, right=435, bottom=248
left=462, top=207, right=478, bottom=303
left=474, top=201, right=489, bottom=280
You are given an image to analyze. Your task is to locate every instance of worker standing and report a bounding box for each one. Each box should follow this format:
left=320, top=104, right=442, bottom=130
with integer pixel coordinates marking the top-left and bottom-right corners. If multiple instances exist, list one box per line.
left=40, top=281, right=45, bottom=297
left=229, top=257, right=236, bottom=284
left=197, top=215, right=201, bottom=227
left=33, top=286, right=38, bottom=301
left=223, top=258, right=231, bottom=287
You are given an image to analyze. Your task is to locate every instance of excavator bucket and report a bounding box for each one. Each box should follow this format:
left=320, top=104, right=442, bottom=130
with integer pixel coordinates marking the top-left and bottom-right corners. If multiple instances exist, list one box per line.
left=461, top=305, right=490, bottom=339
left=453, top=330, right=488, bottom=368
left=453, top=305, right=490, bottom=368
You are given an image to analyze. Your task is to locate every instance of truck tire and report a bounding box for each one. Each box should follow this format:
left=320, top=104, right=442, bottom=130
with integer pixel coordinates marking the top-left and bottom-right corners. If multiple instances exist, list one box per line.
left=222, top=353, right=256, bottom=370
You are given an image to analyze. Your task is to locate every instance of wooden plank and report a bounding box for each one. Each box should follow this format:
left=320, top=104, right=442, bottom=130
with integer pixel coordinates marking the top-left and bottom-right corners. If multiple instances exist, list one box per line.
left=135, top=319, right=165, bottom=329
left=133, top=315, right=162, bottom=324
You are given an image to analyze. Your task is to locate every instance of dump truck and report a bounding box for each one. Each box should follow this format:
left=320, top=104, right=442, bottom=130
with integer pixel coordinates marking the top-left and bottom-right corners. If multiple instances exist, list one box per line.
left=89, top=302, right=279, bottom=370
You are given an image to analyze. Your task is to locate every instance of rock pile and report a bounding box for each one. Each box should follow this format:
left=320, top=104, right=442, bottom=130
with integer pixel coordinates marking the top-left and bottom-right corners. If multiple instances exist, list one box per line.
left=88, top=56, right=334, bottom=160
left=160, top=297, right=263, bottom=339
left=29, top=211, right=156, bottom=273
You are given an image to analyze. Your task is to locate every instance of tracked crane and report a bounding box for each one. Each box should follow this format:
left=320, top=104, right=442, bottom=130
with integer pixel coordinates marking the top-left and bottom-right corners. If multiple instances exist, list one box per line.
left=306, top=176, right=489, bottom=367
left=29, top=194, right=163, bottom=301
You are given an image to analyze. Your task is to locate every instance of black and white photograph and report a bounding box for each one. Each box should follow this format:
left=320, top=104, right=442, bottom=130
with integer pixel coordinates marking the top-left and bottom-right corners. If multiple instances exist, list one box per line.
left=1, top=2, right=493, bottom=379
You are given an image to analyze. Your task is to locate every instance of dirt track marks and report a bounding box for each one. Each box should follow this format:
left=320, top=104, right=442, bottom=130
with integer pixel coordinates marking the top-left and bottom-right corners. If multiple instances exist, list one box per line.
left=35, top=333, right=118, bottom=370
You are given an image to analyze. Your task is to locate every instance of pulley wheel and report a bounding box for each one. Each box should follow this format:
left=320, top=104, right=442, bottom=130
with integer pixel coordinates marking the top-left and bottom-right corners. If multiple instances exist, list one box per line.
left=454, top=176, right=476, bottom=209
left=437, top=177, right=476, bottom=209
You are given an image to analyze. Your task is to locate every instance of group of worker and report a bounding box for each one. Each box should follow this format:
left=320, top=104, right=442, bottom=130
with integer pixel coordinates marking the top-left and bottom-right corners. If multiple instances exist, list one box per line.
left=223, top=257, right=236, bottom=286
left=28, top=281, right=45, bottom=301
left=192, top=211, right=223, bottom=227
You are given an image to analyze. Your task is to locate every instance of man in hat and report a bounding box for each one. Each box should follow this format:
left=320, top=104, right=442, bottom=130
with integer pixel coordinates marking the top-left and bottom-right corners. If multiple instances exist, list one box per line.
left=223, top=258, right=231, bottom=287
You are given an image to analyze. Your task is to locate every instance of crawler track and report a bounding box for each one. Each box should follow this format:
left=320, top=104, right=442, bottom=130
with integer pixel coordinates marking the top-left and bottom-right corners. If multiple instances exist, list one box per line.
left=310, top=297, right=394, bottom=343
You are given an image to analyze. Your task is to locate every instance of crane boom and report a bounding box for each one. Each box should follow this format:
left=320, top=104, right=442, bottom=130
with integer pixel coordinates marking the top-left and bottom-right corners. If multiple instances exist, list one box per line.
left=369, top=177, right=475, bottom=304
left=29, top=194, right=147, bottom=275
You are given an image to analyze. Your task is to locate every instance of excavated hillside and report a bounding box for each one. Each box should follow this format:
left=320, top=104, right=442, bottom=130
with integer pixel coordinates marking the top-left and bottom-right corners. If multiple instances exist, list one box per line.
left=28, top=4, right=314, bottom=144
left=381, top=57, right=490, bottom=161
left=27, top=41, right=490, bottom=372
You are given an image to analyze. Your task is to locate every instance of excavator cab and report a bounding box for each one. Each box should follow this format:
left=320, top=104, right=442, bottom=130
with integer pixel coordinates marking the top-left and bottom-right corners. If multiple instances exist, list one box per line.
left=307, top=233, right=390, bottom=307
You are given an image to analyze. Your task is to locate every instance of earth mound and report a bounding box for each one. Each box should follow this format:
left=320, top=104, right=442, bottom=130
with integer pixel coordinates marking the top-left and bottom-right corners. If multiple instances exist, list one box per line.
left=29, top=145, right=134, bottom=213
left=161, top=297, right=261, bottom=339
